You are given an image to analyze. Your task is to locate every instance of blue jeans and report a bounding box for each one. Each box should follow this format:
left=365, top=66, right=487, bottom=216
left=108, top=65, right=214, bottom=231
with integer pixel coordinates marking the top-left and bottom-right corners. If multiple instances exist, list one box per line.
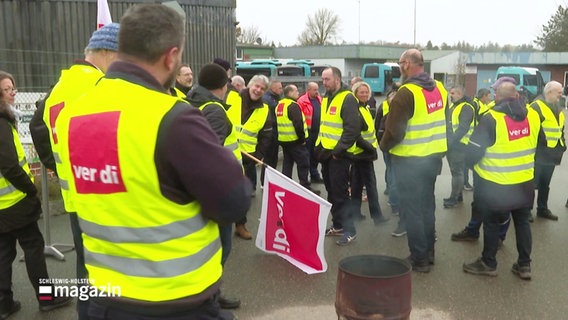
left=481, top=206, right=532, bottom=269
left=219, top=224, right=232, bottom=266
left=392, top=156, right=441, bottom=263
left=382, top=152, right=399, bottom=209
left=465, top=202, right=510, bottom=240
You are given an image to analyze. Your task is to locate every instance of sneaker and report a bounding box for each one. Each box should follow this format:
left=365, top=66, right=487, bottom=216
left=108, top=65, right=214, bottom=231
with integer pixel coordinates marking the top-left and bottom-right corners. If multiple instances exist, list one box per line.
left=463, top=258, right=497, bottom=277
left=336, top=232, right=357, bottom=246
left=451, top=229, right=478, bottom=242
left=0, top=300, right=21, bottom=320
left=39, top=296, right=73, bottom=312
left=537, top=209, right=558, bottom=221
left=325, top=227, right=344, bottom=236
left=443, top=195, right=463, bottom=203
left=391, top=226, right=407, bottom=237
left=404, top=256, right=430, bottom=273
left=373, top=216, right=390, bottom=226
left=463, top=183, right=474, bottom=191
left=443, top=198, right=459, bottom=208
left=511, top=263, right=531, bottom=280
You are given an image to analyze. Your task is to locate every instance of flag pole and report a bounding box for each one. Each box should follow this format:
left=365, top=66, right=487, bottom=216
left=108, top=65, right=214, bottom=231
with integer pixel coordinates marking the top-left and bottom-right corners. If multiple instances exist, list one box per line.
left=241, top=151, right=266, bottom=167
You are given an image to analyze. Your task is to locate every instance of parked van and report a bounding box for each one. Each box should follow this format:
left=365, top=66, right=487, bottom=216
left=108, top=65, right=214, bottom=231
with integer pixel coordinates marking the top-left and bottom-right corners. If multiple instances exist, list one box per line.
left=361, top=63, right=394, bottom=94
left=495, top=66, right=544, bottom=102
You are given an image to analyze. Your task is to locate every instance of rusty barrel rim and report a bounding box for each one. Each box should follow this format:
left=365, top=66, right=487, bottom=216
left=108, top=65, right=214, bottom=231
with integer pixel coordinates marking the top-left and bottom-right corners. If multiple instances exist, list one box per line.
left=338, top=254, right=412, bottom=279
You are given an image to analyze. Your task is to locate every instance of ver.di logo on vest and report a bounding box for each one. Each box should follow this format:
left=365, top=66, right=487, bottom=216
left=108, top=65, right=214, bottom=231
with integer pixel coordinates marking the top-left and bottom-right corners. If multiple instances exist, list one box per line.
left=68, top=111, right=126, bottom=194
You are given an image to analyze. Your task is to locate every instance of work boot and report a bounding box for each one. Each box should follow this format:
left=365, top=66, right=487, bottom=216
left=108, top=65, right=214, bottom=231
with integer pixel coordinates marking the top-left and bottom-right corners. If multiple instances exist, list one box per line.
left=218, top=294, right=241, bottom=309
left=404, top=256, right=430, bottom=273
left=463, top=258, right=497, bottom=277
left=39, top=296, right=73, bottom=312
left=537, top=209, right=558, bottom=221
left=451, top=228, right=478, bottom=242
left=235, top=224, right=252, bottom=240
left=0, top=299, right=20, bottom=320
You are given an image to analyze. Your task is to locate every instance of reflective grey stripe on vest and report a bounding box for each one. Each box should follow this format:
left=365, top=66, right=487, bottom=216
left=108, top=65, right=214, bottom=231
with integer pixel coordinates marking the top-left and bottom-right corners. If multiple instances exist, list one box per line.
left=477, top=162, right=534, bottom=173
left=543, top=127, right=561, bottom=134
left=225, top=142, right=238, bottom=152
left=278, top=123, right=294, bottom=128
left=407, top=119, right=446, bottom=132
left=59, top=178, right=69, bottom=190
left=238, top=139, right=256, bottom=147
left=0, top=159, right=28, bottom=194
left=0, top=159, right=26, bottom=179
left=84, top=237, right=221, bottom=278
left=362, top=132, right=376, bottom=140
left=79, top=214, right=208, bottom=244
left=240, top=128, right=258, bottom=139
left=54, top=152, right=62, bottom=164
left=321, top=121, right=342, bottom=129
left=484, top=149, right=534, bottom=159
left=321, top=132, right=342, bottom=141
left=399, top=132, right=446, bottom=145
left=0, top=185, right=16, bottom=196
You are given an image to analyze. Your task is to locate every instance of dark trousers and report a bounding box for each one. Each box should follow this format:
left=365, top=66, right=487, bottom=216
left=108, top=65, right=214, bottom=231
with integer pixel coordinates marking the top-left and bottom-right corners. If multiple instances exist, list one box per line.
left=219, top=224, right=232, bottom=266
left=392, top=156, right=440, bottom=263
left=282, top=143, right=310, bottom=187
left=351, top=159, right=383, bottom=220
left=465, top=201, right=510, bottom=240
left=70, top=213, right=89, bottom=319
left=481, top=206, right=532, bottom=269
left=260, top=137, right=279, bottom=186
left=322, top=157, right=355, bottom=234
left=307, top=131, right=321, bottom=179
left=88, top=293, right=234, bottom=320
left=0, top=221, right=48, bottom=302
left=239, top=157, right=257, bottom=225
left=446, top=148, right=465, bottom=200
left=534, top=163, right=555, bottom=210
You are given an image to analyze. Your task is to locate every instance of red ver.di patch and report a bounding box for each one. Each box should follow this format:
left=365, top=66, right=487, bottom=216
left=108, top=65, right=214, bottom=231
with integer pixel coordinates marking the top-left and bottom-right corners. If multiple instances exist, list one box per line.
left=422, top=87, right=443, bottom=114
left=505, top=116, right=530, bottom=141
left=68, top=111, right=126, bottom=194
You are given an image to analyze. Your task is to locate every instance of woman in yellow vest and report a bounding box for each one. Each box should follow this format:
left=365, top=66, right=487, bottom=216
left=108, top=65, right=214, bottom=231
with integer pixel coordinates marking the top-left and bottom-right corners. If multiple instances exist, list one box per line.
left=351, top=81, right=388, bottom=225
left=0, top=71, right=71, bottom=318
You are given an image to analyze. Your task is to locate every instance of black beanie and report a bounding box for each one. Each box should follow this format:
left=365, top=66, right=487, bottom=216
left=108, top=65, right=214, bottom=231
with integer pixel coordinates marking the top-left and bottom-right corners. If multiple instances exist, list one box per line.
left=213, top=58, right=231, bottom=71
left=198, top=63, right=228, bottom=90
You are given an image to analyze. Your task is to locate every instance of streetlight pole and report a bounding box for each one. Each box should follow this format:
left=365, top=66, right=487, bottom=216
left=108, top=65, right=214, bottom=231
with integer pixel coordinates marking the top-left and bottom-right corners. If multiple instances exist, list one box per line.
left=413, top=0, right=416, bottom=47
left=358, top=0, right=361, bottom=44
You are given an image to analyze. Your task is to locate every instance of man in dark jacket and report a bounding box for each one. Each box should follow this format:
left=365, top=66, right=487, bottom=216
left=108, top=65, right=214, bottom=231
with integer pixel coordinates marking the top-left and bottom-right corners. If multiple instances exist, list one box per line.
left=463, top=81, right=542, bottom=280
left=380, top=49, right=447, bottom=273
left=260, top=80, right=282, bottom=187
left=186, top=63, right=243, bottom=310
left=529, top=81, right=566, bottom=221
left=318, top=67, right=361, bottom=246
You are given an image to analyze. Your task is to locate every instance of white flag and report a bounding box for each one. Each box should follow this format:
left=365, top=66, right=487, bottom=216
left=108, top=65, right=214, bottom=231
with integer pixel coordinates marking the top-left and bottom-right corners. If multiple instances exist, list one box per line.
left=255, top=166, right=331, bottom=274
left=97, top=0, right=112, bottom=29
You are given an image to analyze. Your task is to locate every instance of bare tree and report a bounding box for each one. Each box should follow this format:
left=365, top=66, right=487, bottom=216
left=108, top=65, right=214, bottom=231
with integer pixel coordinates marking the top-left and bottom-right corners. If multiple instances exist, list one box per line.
left=297, top=8, right=341, bottom=46
left=238, top=25, right=269, bottom=45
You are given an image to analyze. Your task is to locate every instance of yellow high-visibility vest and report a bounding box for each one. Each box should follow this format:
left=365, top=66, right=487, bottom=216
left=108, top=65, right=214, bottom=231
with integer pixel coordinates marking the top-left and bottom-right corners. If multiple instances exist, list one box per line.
left=276, top=98, right=308, bottom=142
left=45, top=63, right=104, bottom=212
left=474, top=108, right=540, bottom=185
left=390, top=81, right=448, bottom=157
left=317, top=90, right=357, bottom=153
left=56, top=76, right=222, bottom=301
left=0, top=125, right=32, bottom=210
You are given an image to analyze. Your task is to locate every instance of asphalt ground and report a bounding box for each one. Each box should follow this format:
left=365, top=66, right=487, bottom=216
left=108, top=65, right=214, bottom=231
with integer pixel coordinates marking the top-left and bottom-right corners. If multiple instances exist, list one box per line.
left=9, top=116, right=568, bottom=320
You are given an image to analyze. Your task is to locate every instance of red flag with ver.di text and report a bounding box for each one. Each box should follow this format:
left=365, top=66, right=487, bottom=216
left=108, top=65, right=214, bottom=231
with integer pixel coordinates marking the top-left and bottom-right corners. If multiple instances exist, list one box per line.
left=255, top=166, right=331, bottom=274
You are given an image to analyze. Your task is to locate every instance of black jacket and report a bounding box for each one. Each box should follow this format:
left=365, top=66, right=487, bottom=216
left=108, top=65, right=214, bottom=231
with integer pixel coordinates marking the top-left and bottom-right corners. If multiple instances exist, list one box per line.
left=0, top=104, right=41, bottom=233
left=186, top=86, right=232, bottom=145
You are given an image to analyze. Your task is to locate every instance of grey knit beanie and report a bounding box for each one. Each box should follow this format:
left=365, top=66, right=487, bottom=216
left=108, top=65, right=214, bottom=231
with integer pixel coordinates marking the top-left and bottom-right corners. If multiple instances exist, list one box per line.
left=86, top=23, right=120, bottom=51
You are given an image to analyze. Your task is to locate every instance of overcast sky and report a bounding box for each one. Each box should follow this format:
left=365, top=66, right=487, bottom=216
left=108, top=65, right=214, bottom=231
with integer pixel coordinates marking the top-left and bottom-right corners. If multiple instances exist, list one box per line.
left=236, top=0, right=567, bottom=47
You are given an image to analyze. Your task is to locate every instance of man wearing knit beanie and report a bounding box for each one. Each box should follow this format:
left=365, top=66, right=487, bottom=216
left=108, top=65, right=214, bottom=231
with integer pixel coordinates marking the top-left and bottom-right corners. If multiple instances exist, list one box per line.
left=29, top=22, right=120, bottom=320
left=186, top=63, right=242, bottom=310
left=214, top=57, right=232, bottom=78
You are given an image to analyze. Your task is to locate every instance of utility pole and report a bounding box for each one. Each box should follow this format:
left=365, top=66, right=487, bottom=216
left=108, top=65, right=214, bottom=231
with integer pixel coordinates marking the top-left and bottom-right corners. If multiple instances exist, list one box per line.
left=358, top=0, right=361, bottom=44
